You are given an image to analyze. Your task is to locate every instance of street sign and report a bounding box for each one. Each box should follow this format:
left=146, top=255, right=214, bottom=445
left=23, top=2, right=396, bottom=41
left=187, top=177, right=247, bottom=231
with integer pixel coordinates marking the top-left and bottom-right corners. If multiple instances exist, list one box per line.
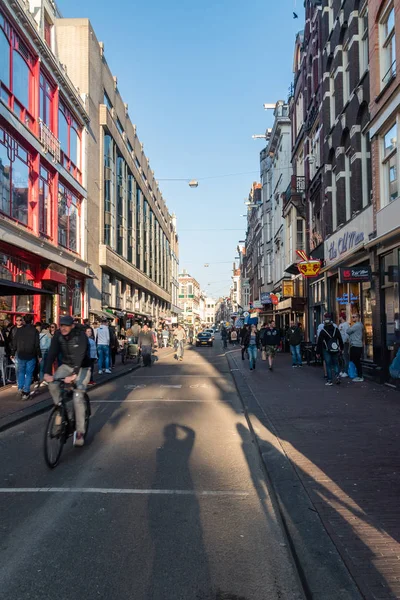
left=339, top=266, right=371, bottom=283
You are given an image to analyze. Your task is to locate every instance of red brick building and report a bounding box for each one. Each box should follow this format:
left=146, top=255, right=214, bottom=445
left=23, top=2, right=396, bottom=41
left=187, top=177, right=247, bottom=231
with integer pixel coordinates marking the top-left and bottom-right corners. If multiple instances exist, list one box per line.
left=367, top=0, right=400, bottom=378
left=0, top=0, right=90, bottom=323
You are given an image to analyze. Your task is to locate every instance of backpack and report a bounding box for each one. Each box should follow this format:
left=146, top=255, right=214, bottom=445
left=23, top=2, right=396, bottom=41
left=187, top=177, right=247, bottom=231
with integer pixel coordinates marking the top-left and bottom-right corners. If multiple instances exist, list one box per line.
left=323, top=327, right=340, bottom=353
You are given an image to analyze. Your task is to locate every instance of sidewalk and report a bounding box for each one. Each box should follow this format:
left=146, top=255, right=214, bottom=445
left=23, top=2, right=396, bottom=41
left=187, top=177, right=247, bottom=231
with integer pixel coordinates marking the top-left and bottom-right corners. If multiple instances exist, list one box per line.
left=0, top=354, right=145, bottom=432
left=227, top=349, right=400, bottom=600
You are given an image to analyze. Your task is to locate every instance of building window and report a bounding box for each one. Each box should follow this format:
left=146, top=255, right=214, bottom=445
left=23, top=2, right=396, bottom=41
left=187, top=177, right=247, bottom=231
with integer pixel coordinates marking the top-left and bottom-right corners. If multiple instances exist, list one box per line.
left=0, top=129, right=30, bottom=226
left=116, top=155, right=126, bottom=257
left=58, top=102, right=82, bottom=181
left=58, top=183, right=79, bottom=252
left=103, top=90, right=113, bottom=110
left=127, top=173, right=134, bottom=263
left=361, top=131, right=370, bottom=208
left=116, top=118, right=124, bottom=136
left=359, top=6, right=369, bottom=77
left=39, top=165, right=52, bottom=237
left=345, top=150, right=351, bottom=221
left=39, top=72, right=54, bottom=130
left=382, top=122, right=397, bottom=205
left=0, top=14, right=35, bottom=130
left=149, top=209, right=154, bottom=280
left=104, top=134, right=115, bottom=246
left=136, top=186, right=142, bottom=269
left=143, top=200, right=148, bottom=275
left=342, top=42, right=350, bottom=105
left=381, top=5, right=396, bottom=87
left=43, top=12, right=52, bottom=47
left=296, top=218, right=304, bottom=250
left=332, top=167, right=337, bottom=230
left=329, top=72, right=335, bottom=128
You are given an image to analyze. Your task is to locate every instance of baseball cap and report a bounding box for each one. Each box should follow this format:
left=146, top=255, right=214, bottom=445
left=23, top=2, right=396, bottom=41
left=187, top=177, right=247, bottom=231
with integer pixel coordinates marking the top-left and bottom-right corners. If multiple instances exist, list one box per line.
left=60, top=315, right=74, bottom=326
left=324, top=312, right=332, bottom=320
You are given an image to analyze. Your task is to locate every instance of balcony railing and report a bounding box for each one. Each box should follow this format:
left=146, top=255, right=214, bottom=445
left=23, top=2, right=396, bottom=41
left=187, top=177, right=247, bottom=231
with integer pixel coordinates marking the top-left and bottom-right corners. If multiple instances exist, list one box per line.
left=39, top=119, right=61, bottom=163
left=285, top=176, right=306, bottom=203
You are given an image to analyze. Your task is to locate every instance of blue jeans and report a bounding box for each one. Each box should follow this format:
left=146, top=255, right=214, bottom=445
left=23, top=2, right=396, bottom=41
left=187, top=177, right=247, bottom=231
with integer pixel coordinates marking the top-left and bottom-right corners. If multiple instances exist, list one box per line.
left=290, top=344, right=302, bottom=366
left=97, top=344, right=110, bottom=371
left=323, top=350, right=340, bottom=382
left=248, top=344, right=258, bottom=369
left=17, top=357, right=36, bottom=393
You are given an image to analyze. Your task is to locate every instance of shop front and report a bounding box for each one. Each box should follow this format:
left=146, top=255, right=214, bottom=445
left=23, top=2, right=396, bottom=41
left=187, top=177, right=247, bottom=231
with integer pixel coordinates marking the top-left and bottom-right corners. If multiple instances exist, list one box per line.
left=323, top=207, right=375, bottom=364
left=375, top=247, right=400, bottom=378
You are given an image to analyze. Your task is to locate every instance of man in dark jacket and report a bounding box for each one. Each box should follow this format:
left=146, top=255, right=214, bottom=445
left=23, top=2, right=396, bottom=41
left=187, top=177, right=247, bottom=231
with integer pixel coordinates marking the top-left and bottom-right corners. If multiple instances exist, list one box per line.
left=316, top=313, right=343, bottom=386
left=11, top=315, right=41, bottom=400
left=263, top=320, right=281, bottom=371
left=138, top=324, right=154, bottom=366
left=286, top=321, right=303, bottom=368
left=221, top=327, right=228, bottom=349
left=44, top=315, right=91, bottom=447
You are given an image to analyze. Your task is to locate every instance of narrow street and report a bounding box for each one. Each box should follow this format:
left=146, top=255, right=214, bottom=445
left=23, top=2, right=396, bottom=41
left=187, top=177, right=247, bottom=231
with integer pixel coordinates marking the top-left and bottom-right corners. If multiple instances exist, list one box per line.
left=0, top=342, right=304, bottom=600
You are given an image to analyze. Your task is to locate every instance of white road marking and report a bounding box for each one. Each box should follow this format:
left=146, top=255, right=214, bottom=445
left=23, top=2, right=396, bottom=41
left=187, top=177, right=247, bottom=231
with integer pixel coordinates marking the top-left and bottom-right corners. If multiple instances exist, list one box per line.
left=160, top=385, right=182, bottom=388
left=124, top=385, right=147, bottom=390
left=91, top=399, right=228, bottom=404
left=0, top=487, right=249, bottom=497
left=189, top=384, right=210, bottom=389
left=131, top=375, right=225, bottom=378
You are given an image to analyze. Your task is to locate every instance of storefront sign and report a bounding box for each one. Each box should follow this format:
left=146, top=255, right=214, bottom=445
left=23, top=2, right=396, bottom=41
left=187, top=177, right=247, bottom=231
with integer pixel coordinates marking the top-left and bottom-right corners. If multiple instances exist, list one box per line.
left=282, top=280, right=294, bottom=297
left=336, top=293, right=359, bottom=305
left=324, top=206, right=373, bottom=266
left=297, top=260, right=322, bottom=277
left=261, top=292, right=271, bottom=304
left=339, top=266, right=372, bottom=283
left=253, top=300, right=263, bottom=309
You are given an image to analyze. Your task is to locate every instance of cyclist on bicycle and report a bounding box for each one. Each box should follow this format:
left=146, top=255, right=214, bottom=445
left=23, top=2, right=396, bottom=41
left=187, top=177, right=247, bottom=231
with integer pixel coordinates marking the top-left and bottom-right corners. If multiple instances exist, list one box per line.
left=44, top=315, right=91, bottom=447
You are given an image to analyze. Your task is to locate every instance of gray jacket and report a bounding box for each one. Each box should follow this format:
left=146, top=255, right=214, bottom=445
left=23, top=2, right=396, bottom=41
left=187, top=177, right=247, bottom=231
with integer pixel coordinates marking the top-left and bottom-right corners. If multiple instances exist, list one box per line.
left=348, top=322, right=364, bottom=347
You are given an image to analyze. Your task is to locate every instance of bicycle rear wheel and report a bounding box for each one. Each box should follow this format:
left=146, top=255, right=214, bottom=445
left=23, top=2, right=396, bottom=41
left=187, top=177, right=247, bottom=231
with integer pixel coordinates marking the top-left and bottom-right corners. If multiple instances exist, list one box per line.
left=44, top=405, right=66, bottom=468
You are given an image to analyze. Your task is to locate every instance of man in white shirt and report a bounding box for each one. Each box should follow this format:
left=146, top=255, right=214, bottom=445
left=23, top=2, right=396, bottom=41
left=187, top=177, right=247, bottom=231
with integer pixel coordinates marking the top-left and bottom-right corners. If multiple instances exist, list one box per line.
left=94, top=318, right=111, bottom=374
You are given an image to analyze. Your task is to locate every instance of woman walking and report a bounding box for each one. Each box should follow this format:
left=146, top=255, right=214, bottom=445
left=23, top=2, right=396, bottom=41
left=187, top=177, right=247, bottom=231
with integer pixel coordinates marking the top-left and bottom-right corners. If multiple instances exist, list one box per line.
left=242, top=324, right=260, bottom=370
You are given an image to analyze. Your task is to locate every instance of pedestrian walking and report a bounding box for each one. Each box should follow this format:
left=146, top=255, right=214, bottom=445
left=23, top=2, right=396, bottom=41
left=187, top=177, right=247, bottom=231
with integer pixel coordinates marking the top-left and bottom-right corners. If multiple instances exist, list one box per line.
left=338, top=313, right=350, bottom=378
left=348, top=313, right=364, bottom=382
left=162, top=327, right=169, bottom=347
left=86, top=326, right=97, bottom=384
left=263, top=320, right=281, bottom=371
left=286, top=321, right=303, bottom=368
left=38, top=323, right=52, bottom=385
left=11, top=315, right=41, bottom=400
left=94, top=318, right=111, bottom=374
left=109, top=324, right=118, bottom=369
left=231, top=328, right=238, bottom=346
left=316, top=313, right=344, bottom=386
left=240, top=324, right=249, bottom=360
left=174, top=324, right=186, bottom=361
left=139, top=323, right=154, bottom=366
left=131, top=320, right=141, bottom=343
left=221, top=326, right=228, bottom=349
left=243, top=324, right=260, bottom=371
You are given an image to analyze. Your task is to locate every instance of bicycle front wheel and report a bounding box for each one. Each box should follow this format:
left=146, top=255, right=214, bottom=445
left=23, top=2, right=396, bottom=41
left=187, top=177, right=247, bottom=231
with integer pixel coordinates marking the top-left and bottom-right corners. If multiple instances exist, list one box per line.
left=44, top=405, right=66, bottom=469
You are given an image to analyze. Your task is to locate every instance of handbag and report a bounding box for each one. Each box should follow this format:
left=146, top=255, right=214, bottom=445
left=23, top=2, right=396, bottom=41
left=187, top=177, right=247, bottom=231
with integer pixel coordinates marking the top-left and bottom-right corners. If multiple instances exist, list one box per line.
left=261, top=349, right=267, bottom=361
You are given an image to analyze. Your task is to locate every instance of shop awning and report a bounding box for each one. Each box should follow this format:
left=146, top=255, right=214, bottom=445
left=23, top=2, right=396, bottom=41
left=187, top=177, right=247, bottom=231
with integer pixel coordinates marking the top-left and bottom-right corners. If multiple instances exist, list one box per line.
left=0, top=280, right=54, bottom=296
left=90, top=310, right=114, bottom=321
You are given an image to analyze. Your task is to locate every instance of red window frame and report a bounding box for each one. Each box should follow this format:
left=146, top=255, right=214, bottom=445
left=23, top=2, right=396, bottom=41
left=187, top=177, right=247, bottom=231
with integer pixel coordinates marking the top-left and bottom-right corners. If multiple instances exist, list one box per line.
left=58, top=182, right=81, bottom=253
left=58, top=101, right=82, bottom=183
left=39, top=72, right=55, bottom=131
left=0, top=127, right=32, bottom=229
left=39, top=165, right=52, bottom=239
left=0, top=11, right=36, bottom=131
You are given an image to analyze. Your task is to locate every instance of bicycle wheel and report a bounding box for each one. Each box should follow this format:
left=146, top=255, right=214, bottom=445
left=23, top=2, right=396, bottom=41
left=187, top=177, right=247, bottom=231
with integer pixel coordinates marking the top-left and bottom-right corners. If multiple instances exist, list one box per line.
left=44, top=405, right=66, bottom=468
left=83, top=393, right=91, bottom=439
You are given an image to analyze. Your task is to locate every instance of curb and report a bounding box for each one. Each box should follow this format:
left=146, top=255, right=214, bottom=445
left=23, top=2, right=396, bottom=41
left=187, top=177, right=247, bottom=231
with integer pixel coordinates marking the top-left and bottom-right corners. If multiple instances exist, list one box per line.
left=226, top=351, right=363, bottom=600
left=0, top=361, right=141, bottom=434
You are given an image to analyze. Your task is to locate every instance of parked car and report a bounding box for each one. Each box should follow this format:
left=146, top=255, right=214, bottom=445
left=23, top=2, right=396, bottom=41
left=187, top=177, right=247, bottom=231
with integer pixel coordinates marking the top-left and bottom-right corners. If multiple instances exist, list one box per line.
left=196, top=331, right=213, bottom=347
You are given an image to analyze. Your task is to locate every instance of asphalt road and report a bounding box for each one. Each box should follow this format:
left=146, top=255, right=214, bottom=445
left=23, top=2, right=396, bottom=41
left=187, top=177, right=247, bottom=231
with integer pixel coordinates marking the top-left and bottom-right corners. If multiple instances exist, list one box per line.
left=0, top=340, right=304, bottom=600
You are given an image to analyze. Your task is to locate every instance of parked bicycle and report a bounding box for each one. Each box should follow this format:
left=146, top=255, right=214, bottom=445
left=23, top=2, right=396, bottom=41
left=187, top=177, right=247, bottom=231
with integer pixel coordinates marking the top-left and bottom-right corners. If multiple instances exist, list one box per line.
left=43, top=380, right=91, bottom=468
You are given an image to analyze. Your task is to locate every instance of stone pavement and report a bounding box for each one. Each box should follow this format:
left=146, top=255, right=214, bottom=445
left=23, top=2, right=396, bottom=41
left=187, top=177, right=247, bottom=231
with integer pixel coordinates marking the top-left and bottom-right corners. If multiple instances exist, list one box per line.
left=0, top=346, right=175, bottom=432
left=227, top=348, right=400, bottom=600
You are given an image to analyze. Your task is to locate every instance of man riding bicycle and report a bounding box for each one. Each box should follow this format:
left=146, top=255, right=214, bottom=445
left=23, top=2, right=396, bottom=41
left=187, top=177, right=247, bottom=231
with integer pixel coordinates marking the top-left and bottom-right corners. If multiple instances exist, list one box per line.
left=44, top=315, right=91, bottom=447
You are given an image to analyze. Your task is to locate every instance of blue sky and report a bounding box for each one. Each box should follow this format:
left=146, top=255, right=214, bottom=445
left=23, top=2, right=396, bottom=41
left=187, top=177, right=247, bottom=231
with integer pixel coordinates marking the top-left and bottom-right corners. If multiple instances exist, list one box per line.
left=58, top=0, right=301, bottom=300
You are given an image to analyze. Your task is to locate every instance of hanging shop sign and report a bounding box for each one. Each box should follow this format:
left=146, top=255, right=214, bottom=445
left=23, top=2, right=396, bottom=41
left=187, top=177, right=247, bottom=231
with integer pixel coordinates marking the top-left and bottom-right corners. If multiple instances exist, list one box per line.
left=339, top=266, right=372, bottom=283
left=253, top=300, right=263, bottom=309
left=270, top=293, right=279, bottom=305
left=282, top=280, right=294, bottom=297
left=296, top=250, right=322, bottom=278
left=261, top=292, right=272, bottom=304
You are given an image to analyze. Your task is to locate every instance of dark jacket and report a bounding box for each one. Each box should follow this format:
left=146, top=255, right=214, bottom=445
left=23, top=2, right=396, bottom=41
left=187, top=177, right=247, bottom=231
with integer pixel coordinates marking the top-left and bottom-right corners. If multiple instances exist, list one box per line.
left=12, top=324, right=41, bottom=360
left=109, top=326, right=118, bottom=350
left=45, top=328, right=90, bottom=375
left=138, top=331, right=154, bottom=348
left=221, top=328, right=228, bottom=340
left=316, top=323, right=343, bottom=355
left=286, top=326, right=303, bottom=346
left=263, top=327, right=281, bottom=347
left=242, top=329, right=260, bottom=349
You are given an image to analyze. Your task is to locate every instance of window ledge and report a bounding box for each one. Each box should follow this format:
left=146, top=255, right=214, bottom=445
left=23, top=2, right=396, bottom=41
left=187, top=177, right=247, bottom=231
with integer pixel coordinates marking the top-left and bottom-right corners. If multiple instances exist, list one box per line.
left=375, top=74, right=396, bottom=103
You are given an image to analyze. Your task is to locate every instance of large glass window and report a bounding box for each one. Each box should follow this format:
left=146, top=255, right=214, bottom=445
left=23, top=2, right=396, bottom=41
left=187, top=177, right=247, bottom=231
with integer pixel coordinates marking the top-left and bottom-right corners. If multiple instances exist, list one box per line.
left=39, top=73, right=54, bottom=129
left=58, top=102, right=82, bottom=181
left=116, top=155, right=126, bottom=257
left=58, top=183, right=80, bottom=252
left=381, top=5, right=396, bottom=87
left=143, top=200, right=148, bottom=275
left=39, top=165, right=52, bottom=237
left=104, top=134, right=115, bottom=247
left=127, top=174, right=134, bottom=264
left=382, top=122, right=397, bottom=206
left=136, top=186, right=142, bottom=269
left=0, top=129, right=30, bottom=226
left=149, top=209, right=154, bottom=280
left=359, top=6, right=369, bottom=77
left=0, top=14, right=34, bottom=128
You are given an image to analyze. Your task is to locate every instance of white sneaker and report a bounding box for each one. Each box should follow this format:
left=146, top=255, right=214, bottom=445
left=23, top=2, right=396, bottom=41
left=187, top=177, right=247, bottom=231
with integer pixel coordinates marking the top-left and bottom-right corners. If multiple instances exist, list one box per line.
left=325, top=381, right=333, bottom=386
left=98, top=370, right=103, bottom=374
left=340, top=372, right=349, bottom=378
left=105, top=369, right=111, bottom=374
left=353, top=377, right=364, bottom=382
left=73, top=431, right=84, bottom=447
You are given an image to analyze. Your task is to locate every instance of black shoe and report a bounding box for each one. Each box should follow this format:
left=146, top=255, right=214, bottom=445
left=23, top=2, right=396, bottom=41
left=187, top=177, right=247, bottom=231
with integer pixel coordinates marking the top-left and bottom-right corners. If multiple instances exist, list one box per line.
left=22, top=392, right=31, bottom=401
left=269, top=366, right=272, bottom=371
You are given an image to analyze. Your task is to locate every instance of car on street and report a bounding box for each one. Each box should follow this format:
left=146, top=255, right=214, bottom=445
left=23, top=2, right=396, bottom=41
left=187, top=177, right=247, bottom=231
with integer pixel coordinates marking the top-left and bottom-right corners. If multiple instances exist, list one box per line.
left=204, top=328, right=215, bottom=339
left=196, top=331, right=213, bottom=347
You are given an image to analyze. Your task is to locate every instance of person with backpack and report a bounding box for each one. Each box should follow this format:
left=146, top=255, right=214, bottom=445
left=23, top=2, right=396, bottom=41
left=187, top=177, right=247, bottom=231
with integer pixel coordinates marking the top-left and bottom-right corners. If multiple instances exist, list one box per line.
left=286, top=321, right=303, bottom=368
left=263, top=320, right=281, bottom=371
left=38, top=323, right=52, bottom=386
left=316, top=313, right=344, bottom=386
